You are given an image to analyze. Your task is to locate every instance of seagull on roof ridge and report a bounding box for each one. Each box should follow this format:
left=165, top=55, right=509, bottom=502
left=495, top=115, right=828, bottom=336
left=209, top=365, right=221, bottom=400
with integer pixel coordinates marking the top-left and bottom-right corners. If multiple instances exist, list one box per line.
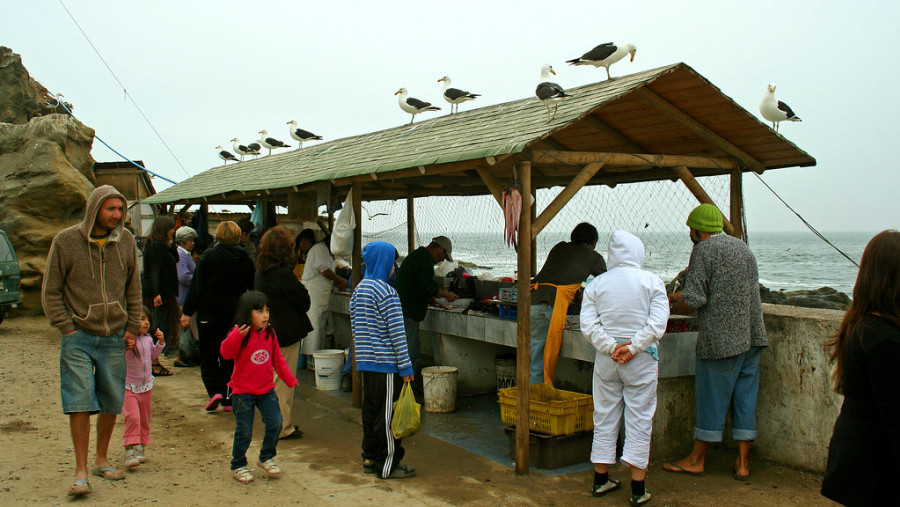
left=759, top=83, right=802, bottom=132
left=230, top=138, right=252, bottom=161
left=566, top=42, right=636, bottom=80
left=438, top=76, right=480, bottom=114
left=215, top=145, right=239, bottom=165
left=535, top=65, right=572, bottom=122
left=286, top=120, right=324, bottom=150
left=258, top=130, right=290, bottom=155
left=395, top=88, right=441, bottom=124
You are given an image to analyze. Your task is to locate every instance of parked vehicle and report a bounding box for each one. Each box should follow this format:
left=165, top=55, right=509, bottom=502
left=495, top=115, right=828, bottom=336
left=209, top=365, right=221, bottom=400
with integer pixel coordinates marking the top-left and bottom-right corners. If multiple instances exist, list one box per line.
left=0, top=230, right=22, bottom=325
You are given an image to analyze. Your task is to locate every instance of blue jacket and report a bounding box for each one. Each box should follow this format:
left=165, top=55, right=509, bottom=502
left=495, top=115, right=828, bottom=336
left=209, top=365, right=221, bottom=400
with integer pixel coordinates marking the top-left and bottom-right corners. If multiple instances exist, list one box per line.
left=350, top=242, right=413, bottom=376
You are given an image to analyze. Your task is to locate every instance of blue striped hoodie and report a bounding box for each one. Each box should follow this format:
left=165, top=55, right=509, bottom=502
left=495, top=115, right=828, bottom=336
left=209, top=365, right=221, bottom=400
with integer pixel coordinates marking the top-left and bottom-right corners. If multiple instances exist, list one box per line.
left=350, top=241, right=413, bottom=376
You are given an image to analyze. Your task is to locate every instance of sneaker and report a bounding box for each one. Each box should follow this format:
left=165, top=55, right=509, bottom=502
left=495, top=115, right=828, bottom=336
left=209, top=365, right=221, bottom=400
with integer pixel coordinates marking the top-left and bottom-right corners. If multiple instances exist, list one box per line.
left=630, top=490, right=652, bottom=506
left=135, top=444, right=147, bottom=463
left=382, top=464, right=415, bottom=479
left=205, top=393, right=223, bottom=411
left=257, top=459, right=281, bottom=477
left=124, top=448, right=140, bottom=468
left=341, top=375, right=352, bottom=392
left=232, top=466, right=254, bottom=483
left=592, top=479, right=621, bottom=497
left=362, top=458, right=375, bottom=474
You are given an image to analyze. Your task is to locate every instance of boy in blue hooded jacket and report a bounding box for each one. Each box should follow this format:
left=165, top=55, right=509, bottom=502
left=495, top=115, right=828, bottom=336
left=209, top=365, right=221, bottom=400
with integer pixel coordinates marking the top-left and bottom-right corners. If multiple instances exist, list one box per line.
left=350, top=241, right=415, bottom=479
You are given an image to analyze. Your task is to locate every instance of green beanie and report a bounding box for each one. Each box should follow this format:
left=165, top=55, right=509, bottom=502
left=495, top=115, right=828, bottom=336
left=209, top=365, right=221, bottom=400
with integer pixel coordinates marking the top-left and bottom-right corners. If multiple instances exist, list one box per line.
left=686, top=204, right=723, bottom=233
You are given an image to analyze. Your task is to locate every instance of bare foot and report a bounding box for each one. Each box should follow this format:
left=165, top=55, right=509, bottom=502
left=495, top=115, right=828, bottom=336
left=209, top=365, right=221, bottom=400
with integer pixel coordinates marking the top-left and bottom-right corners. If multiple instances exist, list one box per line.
left=662, top=459, right=706, bottom=476
left=734, top=458, right=750, bottom=480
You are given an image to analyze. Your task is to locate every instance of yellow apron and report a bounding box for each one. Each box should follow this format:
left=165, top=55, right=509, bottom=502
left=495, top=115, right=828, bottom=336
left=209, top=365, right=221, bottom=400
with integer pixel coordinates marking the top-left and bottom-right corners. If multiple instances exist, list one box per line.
left=532, top=282, right=581, bottom=386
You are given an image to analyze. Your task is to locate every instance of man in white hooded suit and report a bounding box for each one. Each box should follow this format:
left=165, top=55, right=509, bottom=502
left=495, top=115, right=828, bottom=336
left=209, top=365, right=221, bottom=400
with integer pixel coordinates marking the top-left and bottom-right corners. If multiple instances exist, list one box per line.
left=579, top=230, right=669, bottom=505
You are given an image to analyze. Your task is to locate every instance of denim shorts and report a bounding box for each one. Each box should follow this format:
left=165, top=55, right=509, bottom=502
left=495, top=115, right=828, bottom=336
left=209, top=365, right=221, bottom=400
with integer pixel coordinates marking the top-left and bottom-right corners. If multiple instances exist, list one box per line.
left=693, top=346, right=762, bottom=442
left=60, top=328, right=126, bottom=414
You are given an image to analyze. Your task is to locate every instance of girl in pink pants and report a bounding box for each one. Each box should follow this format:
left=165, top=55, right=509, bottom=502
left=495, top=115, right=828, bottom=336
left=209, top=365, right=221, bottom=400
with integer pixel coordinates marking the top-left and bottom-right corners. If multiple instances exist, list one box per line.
left=122, top=307, right=164, bottom=468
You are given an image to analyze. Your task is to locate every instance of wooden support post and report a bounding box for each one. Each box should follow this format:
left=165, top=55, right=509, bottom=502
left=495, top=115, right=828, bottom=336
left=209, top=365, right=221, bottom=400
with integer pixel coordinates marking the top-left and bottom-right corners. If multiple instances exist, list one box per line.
left=260, top=194, right=269, bottom=231
left=531, top=186, right=537, bottom=274
left=531, top=162, right=605, bottom=240
left=351, top=183, right=363, bottom=409
left=515, top=161, right=532, bottom=475
left=475, top=166, right=505, bottom=208
left=730, top=170, right=744, bottom=240
left=672, top=166, right=735, bottom=236
left=407, top=193, right=416, bottom=254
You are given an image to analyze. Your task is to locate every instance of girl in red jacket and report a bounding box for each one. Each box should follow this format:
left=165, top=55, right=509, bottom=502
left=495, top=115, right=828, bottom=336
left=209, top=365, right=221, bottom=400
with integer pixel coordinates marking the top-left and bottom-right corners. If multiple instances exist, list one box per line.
left=221, top=291, right=298, bottom=483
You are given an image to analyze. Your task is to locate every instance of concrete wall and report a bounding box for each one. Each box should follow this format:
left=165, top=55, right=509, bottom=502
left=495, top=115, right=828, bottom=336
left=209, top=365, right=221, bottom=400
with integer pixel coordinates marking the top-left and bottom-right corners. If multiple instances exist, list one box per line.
left=328, top=296, right=844, bottom=472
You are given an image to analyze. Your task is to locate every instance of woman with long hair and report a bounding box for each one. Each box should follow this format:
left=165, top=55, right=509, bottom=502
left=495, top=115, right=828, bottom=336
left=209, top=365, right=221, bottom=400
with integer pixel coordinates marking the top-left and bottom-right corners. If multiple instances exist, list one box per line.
left=822, top=230, right=900, bottom=506
left=254, top=226, right=312, bottom=440
left=181, top=221, right=255, bottom=411
left=142, top=216, right=180, bottom=376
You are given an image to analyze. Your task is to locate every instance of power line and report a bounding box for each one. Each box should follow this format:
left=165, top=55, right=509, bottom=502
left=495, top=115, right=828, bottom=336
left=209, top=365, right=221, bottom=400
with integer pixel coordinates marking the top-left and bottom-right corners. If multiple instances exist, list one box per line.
left=57, top=0, right=191, bottom=180
left=752, top=173, right=859, bottom=268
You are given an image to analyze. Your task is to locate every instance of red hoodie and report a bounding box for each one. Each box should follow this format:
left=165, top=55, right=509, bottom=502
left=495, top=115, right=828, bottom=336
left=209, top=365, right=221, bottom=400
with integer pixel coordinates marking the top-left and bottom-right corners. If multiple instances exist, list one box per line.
left=220, top=325, right=298, bottom=395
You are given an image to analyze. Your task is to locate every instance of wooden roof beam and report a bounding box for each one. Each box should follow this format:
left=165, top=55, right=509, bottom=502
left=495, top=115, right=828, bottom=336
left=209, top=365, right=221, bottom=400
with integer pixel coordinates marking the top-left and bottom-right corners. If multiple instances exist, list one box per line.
left=528, top=150, right=738, bottom=170
left=672, top=166, right=735, bottom=235
left=532, top=162, right=605, bottom=240
left=582, top=114, right=648, bottom=153
left=633, top=88, right=766, bottom=174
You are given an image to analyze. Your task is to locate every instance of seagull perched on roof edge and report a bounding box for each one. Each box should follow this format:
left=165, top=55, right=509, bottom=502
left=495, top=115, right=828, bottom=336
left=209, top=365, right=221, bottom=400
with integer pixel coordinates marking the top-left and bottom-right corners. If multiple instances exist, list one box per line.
left=438, top=76, right=480, bottom=114
left=759, top=84, right=801, bottom=132
left=215, top=145, right=239, bottom=165
left=395, top=88, right=441, bottom=124
left=535, top=65, right=572, bottom=122
left=566, top=42, right=636, bottom=80
left=258, top=130, right=290, bottom=155
left=286, top=120, right=323, bottom=149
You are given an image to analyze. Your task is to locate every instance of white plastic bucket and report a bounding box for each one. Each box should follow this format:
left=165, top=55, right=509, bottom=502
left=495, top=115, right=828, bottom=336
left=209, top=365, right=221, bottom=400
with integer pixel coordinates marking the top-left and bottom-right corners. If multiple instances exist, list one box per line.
left=421, top=366, right=458, bottom=413
left=313, top=349, right=344, bottom=390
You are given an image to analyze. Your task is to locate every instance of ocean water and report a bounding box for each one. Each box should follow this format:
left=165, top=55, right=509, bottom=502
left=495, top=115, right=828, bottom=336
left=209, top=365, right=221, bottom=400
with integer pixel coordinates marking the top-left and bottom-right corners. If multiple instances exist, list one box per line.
left=417, top=230, right=874, bottom=296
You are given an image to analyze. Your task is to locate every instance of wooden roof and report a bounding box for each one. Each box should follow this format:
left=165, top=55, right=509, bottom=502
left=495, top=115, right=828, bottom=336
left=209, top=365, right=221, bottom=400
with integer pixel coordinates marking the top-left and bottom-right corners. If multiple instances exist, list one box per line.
left=145, top=63, right=814, bottom=206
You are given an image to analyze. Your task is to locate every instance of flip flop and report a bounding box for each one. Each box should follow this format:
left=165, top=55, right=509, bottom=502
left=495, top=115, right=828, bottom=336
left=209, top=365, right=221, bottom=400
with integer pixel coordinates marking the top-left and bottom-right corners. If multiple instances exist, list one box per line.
left=662, top=462, right=707, bottom=476
left=733, top=469, right=750, bottom=481
left=91, top=465, right=125, bottom=480
left=68, top=478, right=91, bottom=496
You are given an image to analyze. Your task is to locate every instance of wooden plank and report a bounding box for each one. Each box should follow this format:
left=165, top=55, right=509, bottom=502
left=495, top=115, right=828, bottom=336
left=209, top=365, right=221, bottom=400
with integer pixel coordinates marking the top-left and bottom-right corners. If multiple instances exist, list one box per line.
left=529, top=150, right=739, bottom=170
left=672, top=166, right=735, bottom=235
left=581, top=114, right=648, bottom=152
left=531, top=162, right=605, bottom=239
left=634, top=88, right=766, bottom=173
left=515, top=161, right=532, bottom=476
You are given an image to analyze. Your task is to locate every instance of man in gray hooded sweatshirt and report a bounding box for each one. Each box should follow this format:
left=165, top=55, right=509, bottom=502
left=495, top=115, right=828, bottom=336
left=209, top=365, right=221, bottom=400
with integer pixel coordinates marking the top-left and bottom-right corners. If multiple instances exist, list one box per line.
left=42, top=185, right=142, bottom=496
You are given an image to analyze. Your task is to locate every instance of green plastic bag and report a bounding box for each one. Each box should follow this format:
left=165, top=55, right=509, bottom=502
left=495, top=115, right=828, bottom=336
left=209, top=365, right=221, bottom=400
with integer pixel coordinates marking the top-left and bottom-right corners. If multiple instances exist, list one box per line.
left=391, top=382, right=421, bottom=439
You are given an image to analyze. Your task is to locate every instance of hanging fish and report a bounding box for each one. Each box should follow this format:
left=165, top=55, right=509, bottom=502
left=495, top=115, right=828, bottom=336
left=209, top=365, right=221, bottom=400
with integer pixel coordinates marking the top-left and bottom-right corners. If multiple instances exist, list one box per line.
left=502, top=182, right=522, bottom=249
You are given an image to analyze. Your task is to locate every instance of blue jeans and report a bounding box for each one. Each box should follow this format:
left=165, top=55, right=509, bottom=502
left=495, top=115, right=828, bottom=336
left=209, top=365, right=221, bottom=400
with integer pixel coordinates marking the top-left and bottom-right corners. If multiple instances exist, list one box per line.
left=694, top=347, right=763, bottom=442
left=59, top=328, right=126, bottom=414
left=529, top=304, right=554, bottom=384
left=231, top=389, right=282, bottom=469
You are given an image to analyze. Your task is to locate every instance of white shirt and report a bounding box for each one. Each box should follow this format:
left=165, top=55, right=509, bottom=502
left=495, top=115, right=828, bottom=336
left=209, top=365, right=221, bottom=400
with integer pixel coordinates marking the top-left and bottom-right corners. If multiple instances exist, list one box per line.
left=302, top=242, right=334, bottom=283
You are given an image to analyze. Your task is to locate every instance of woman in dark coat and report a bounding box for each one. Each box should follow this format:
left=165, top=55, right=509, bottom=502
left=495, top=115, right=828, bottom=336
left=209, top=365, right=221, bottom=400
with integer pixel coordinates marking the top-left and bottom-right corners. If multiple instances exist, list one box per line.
left=254, top=226, right=312, bottom=440
left=822, top=230, right=900, bottom=506
left=143, top=216, right=180, bottom=375
left=181, top=221, right=255, bottom=411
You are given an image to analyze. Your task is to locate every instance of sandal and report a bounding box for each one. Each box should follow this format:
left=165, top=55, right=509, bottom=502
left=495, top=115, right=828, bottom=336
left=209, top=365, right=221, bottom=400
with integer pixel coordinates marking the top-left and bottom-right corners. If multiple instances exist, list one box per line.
left=257, top=459, right=282, bottom=477
left=152, top=364, right=172, bottom=376
left=91, top=465, right=125, bottom=480
left=233, top=466, right=254, bottom=483
left=68, top=478, right=91, bottom=496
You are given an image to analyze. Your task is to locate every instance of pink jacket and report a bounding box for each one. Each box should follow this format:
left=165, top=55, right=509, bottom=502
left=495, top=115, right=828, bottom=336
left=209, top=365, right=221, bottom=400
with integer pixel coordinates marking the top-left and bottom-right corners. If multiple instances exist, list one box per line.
left=221, top=325, right=298, bottom=395
left=126, top=333, right=164, bottom=388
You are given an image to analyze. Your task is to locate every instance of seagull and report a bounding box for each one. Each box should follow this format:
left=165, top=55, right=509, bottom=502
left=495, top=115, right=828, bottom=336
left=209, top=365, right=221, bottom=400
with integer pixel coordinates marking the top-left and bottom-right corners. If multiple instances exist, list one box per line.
left=759, top=83, right=801, bottom=132
left=230, top=138, right=252, bottom=161
left=438, top=76, right=480, bottom=114
left=246, top=142, right=261, bottom=157
left=566, top=42, right=636, bottom=80
left=535, top=65, right=572, bottom=122
left=395, top=88, right=441, bottom=124
left=215, top=145, right=239, bottom=165
left=258, top=130, right=290, bottom=155
left=286, top=120, right=323, bottom=149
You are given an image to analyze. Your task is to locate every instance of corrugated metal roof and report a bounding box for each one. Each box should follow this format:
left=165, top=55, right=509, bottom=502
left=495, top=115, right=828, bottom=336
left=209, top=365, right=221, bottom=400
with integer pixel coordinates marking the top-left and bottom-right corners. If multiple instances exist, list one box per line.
left=145, top=62, right=815, bottom=204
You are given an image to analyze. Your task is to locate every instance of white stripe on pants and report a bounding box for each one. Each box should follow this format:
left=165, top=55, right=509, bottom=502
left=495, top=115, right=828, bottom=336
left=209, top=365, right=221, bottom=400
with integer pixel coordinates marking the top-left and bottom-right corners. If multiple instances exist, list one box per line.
left=591, top=351, right=658, bottom=470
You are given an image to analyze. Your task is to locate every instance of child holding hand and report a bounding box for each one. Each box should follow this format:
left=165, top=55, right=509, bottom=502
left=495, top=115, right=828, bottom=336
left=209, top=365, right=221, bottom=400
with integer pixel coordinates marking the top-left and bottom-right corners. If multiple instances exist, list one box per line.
left=122, top=306, right=165, bottom=468
left=221, top=291, right=298, bottom=483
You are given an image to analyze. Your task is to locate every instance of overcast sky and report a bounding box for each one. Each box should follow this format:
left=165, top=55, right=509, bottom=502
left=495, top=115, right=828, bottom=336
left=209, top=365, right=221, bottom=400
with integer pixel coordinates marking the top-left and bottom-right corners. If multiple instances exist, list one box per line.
left=4, top=0, right=898, bottom=233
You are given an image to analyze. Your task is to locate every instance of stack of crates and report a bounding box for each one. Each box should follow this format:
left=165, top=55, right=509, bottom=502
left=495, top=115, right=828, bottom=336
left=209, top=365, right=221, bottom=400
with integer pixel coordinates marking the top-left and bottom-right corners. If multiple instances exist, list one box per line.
left=498, top=383, right=593, bottom=435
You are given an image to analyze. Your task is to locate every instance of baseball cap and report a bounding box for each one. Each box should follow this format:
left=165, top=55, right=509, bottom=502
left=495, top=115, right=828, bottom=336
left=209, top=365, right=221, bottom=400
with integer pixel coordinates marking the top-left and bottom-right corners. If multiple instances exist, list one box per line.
left=431, top=236, right=453, bottom=262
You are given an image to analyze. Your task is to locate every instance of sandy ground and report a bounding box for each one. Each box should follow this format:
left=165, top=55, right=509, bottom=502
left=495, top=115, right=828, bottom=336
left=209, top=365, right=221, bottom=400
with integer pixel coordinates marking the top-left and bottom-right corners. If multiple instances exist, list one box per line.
left=0, top=314, right=836, bottom=506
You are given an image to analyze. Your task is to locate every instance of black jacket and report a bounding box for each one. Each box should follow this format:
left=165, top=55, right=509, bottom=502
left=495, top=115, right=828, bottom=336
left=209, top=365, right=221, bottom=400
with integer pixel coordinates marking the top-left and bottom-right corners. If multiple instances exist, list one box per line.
left=142, top=240, right=178, bottom=299
left=254, top=266, right=313, bottom=348
left=182, top=243, right=254, bottom=323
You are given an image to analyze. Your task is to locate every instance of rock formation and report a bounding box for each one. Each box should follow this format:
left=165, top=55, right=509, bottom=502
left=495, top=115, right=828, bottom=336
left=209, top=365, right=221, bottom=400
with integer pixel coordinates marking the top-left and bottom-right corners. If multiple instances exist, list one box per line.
left=0, top=47, right=97, bottom=314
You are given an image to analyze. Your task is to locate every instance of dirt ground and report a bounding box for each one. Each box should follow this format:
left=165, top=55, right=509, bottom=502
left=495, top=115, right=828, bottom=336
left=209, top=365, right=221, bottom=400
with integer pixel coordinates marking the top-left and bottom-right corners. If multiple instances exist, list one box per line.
left=0, top=315, right=836, bottom=506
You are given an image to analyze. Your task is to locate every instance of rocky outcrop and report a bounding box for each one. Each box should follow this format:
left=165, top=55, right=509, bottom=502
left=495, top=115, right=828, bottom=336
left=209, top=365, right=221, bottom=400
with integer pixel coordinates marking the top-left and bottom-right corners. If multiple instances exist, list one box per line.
left=760, top=286, right=850, bottom=311
left=0, top=47, right=96, bottom=314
